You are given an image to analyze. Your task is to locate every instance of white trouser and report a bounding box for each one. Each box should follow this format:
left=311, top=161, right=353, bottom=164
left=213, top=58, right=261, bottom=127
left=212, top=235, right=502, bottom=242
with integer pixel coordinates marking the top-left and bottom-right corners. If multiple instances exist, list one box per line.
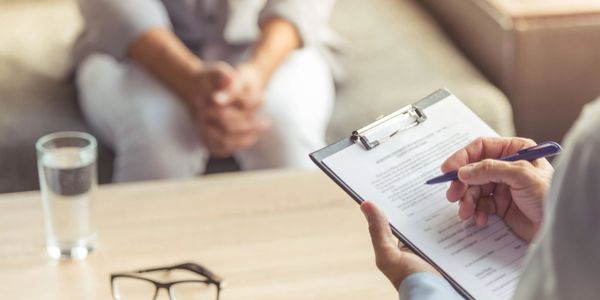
left=76, top=48, right=334, bottom=182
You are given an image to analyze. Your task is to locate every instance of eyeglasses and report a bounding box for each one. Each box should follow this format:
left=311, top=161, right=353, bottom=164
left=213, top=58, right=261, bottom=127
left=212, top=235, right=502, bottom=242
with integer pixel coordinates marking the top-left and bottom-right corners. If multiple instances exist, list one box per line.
left=110, top=262, right=224, bottom=300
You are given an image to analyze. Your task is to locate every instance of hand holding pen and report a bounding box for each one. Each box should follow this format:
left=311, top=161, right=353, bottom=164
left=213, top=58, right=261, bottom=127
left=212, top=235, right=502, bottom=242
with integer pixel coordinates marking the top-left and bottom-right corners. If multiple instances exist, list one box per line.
left=426, top=140, right=561, bottom=184
left=430, top=137, right=558, bottom=242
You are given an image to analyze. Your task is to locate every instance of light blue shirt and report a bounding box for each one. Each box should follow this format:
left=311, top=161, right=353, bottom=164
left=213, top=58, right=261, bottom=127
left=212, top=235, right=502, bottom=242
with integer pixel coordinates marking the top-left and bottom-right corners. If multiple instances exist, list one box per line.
left=399, top=273, right=462, bottom=299
left=398, top=98, right=600, bottom=299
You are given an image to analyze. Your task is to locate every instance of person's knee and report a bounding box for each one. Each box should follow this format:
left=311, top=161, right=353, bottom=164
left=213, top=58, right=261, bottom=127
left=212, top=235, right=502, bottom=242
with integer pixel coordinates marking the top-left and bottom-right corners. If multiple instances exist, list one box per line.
left=261, top=49, right=334, bottom=130
left=249, top=114, right=325, bottom=167
left=76, top=54, right=121, bottom=91
left=260, top=87, right=332, bottom=146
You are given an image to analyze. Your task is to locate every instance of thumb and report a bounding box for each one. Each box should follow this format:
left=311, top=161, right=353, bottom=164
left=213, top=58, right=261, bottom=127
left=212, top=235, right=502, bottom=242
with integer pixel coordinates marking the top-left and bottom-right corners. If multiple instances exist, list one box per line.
left=237, top=91, right=265, bottom=111
left=361, top=201, right=397, bottom=256
left=209, top=62, right=236, bottom=90
left=206, top=63, right=238, bottom=106
left=212, top=90, right=231, bottom=106
left=458, top=159, right=533, bottom=188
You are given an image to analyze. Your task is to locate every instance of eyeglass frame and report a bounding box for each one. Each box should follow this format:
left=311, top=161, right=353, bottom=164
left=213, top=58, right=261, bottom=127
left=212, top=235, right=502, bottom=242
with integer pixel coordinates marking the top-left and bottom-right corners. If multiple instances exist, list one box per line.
left=110, top=262, right=224, bottom=300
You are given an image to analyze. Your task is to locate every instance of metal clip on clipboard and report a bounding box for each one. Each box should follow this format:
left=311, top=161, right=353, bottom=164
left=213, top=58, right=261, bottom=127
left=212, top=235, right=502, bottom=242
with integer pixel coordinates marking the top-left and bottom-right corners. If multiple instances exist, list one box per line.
left=352, top=105, right=427, bottom=150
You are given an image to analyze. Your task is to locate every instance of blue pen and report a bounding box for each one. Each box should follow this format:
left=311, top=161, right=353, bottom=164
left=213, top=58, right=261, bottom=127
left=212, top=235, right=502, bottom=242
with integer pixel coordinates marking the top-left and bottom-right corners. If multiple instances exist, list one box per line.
left=425, top=141, right=562, bottom=185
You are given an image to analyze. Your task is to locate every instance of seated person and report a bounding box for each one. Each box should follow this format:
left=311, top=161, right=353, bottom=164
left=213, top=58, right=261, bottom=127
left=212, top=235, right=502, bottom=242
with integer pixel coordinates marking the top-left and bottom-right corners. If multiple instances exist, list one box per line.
left=73, top=0, right=339, bottom=182
left=361, top=98, right=600, bottom=299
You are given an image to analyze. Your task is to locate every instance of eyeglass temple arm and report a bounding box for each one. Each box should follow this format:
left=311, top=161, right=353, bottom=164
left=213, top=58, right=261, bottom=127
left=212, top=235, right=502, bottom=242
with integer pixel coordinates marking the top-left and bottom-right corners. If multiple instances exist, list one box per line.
left=136, top=262, right=223, bottom=285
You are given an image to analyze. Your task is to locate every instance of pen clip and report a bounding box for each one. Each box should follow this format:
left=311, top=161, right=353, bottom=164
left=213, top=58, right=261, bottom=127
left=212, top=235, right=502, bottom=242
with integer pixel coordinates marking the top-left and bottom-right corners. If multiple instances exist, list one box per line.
left=517, top=141, right=562, bottom=155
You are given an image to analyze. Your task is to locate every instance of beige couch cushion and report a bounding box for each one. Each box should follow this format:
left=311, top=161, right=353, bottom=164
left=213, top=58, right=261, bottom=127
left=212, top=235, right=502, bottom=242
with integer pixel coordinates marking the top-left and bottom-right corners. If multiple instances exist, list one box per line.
left=328, top=0, right=514, bottom=141
left=0, top=0, right=112, bottom=193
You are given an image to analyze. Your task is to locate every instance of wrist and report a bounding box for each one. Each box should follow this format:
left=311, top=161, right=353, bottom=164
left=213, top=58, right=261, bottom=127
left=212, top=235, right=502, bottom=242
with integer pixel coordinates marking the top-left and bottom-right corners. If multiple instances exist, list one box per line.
left=398, top=272, right=461, bottom=300
left=179, top=58, right=206, bottom=106
left=128, top=27, right=205, bottom=106
left=392, top=267, right=437, bottom=289
left=398, top=272, right=442, bottom=290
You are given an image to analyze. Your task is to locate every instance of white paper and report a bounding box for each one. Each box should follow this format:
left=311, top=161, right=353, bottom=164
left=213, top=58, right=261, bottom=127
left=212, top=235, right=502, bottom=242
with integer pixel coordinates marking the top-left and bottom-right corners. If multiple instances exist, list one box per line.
left=323, top=95, right=527, bottom=300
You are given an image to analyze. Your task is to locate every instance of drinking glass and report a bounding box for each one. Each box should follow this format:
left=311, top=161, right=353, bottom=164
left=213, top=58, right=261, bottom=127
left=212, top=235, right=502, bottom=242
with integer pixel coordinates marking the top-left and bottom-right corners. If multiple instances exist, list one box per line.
left=36, top=131, right=98, bottom=260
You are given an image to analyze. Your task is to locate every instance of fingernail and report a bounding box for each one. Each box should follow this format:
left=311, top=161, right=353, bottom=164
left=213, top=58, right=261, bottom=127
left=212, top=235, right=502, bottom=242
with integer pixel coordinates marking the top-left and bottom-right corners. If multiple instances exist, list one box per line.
left=360, top=202, right=370, bottom=217
left=214, top=92, right=228, bottom=105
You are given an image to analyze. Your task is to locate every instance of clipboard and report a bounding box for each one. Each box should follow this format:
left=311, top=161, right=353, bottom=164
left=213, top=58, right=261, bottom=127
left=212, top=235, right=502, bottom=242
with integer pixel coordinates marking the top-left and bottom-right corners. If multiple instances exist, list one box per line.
left=310, top=88, right=526, bottom=300
left=309, top=89, right=473, bottom=298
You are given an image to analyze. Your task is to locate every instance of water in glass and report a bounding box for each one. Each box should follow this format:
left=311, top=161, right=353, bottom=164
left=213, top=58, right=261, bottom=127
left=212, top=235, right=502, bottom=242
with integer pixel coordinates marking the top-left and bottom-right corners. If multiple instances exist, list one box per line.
left=37, top=133, right=98, bottom=260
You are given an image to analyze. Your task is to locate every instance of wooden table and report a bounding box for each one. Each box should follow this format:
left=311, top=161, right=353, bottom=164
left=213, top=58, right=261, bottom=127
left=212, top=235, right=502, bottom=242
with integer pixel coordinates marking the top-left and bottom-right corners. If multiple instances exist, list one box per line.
left=0, top=170, right=396, bottom=300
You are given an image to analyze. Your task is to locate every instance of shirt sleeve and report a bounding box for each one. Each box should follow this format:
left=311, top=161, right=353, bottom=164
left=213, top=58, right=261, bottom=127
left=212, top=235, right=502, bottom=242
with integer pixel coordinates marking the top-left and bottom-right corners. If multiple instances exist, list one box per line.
left=77, top=0, right=171, bottom=60
left=512, top=99, right=600, bottom=300
left=398, top=273, right=464, bottom=300
left=259, top=0, right=336, bottom=47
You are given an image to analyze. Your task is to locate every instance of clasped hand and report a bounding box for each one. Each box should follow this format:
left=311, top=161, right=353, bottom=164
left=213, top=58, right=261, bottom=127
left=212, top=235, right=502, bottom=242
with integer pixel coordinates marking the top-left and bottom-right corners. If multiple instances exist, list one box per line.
left=187, top=62, right=271, bottom=157
left=362, top=136, right=554, bottom=289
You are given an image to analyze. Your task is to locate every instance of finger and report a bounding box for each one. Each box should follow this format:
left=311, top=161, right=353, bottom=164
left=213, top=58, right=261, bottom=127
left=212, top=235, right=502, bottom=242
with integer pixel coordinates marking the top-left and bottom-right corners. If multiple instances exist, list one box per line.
left=223, top=132, right=261, bottom=153
left=531, top=154, right=554, bottom=172
left=198, top=107, right=270, bottom=156
left=441, top=137, right=537, bottom=173
left=458, top=185, right=479, bottom=220
left=492, top=183, right=512, bottom=217
left=219, top=79, right=246, bottom=107
left=235, top=90, right=265, bottom=111
left=397, top=240, right=404, bottom=249
left=397, top=240, right=412, bottom=253
left=458, top=182, right=496, bottom=219
left=198, top=121, right=229, bottom=157
left=212, top=90, right=233, bottom=106
left=441, top=137, right=502, bottom=172
left=197, top=116, right=243, bottom=157
left=360, top=201, right=397, bottom=257
left=209, top=62, right=236, bottom=89
left=446, top=180, right=467, bottom=202
left=206, top=62, right=238, bottom=106
left=457, top=159, right=536, bottom=188
left=203, top=113, right=264, bottom=145
left=222, top=112, right=269, bottom=136
left=502, top=137, right=538, bottom=157
left=202, top=107, right=263, bottom=135
left=200, top=123, right=261, bottom=157
left=474, top=197, right=497, bottom=226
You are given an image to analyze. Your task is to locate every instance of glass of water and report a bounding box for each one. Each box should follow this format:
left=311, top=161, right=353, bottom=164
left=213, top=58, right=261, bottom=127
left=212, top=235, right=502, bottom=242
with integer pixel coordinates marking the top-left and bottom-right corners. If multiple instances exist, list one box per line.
left=36, top=131, right=98, bottom=260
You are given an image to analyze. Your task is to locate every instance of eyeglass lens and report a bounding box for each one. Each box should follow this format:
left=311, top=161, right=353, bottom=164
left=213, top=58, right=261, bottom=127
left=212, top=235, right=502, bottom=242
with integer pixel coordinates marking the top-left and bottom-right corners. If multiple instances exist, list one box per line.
left=112, top=277, right=157, bottom=300
left=113, top=278, right=218, bottom=299
left=170, top=282, right=218, bottom=300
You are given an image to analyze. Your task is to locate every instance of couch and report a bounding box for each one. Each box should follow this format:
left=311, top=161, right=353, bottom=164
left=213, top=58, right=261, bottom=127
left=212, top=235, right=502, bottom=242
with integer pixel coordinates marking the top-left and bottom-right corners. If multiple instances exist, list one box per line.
left=422, top=0, right=600, bottom=143
left=0, top=0, right=514, bottom=193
